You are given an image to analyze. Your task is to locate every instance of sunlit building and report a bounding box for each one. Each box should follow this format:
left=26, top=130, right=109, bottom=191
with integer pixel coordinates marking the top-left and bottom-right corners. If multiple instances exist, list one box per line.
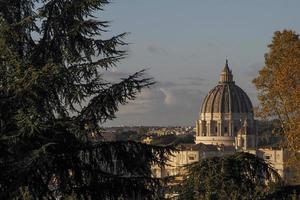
left=153, top=61, right=297, bottom=184
left=195, top=60, right=256, bottom=149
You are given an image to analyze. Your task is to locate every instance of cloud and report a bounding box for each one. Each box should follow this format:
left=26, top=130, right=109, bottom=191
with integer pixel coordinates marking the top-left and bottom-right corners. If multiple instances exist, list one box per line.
left=101, top=71, right=210, bottom=126
left=106, top=83, right=206, bottom=126
left=178, top=76, right=205, bottom=86
left=147, top=44, right=168, bottom=56
left=156, top=81, right=179, bottom=88
left=117, top=88, right=166, bottom=115
left=159, top=88, right=177, bottom=106
left=179, top=77, right=205, bottom=81
left=156, top=77, right=205, bottom=89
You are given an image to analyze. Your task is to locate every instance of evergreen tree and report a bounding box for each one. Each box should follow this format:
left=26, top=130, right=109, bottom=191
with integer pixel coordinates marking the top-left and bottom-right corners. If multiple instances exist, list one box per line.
left=176, top=152, right=281, bottom=200
left=0, top=1, right=172, bottom=199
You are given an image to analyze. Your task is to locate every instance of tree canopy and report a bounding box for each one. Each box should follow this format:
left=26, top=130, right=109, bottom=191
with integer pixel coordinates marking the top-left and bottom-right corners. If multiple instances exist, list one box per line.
left=176, top=152, right=282, bottom=200
left=253, top=30, right=300, bottom=184
left=0, top=1, right=172, bottom=199
left=151, top=134, right=195, bottom=146
left=253, top=30, right=300, bottom=152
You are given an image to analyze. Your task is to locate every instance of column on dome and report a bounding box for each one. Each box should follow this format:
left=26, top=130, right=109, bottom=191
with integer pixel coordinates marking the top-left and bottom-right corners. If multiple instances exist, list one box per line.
left=196, top=120, right=200, bottom=136
left=201, top=120, right=207, bottom=136
left=207, top=121, right=211, bottom=136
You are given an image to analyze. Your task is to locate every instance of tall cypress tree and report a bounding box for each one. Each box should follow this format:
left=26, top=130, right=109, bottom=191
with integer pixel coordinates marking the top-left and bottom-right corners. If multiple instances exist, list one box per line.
left=0, top=1, right=172, bottom=199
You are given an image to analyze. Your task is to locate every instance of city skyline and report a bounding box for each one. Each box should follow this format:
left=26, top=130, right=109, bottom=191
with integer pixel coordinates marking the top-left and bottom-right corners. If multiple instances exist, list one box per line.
left=102, top=0, right=300, bottom=126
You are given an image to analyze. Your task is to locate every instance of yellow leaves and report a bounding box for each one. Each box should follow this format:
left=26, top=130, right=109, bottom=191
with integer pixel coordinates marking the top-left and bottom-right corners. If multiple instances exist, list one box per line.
left=253, top=30, right=300, bottom=151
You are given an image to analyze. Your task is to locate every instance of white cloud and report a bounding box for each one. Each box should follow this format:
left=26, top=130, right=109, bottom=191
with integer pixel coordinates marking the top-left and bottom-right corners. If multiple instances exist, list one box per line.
left=159, top=88, right=177, bottom=106
left=106, top=82, right=206, bottom=126
left=117, top=88, right=166, bottom=115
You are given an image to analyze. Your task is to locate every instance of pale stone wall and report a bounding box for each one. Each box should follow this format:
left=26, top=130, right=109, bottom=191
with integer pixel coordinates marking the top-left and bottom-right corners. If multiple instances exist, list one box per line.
left=152, top=150, right=200, bottom=178
left=243, top=148, right=298, bottom=183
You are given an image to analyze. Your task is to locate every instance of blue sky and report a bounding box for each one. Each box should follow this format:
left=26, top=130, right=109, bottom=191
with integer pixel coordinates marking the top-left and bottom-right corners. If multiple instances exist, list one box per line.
left=101, top=0, right=300, bottom=126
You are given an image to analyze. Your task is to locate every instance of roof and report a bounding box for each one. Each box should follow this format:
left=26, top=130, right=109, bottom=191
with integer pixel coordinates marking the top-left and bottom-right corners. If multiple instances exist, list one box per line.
left=200, top=61, right=253, bottom=114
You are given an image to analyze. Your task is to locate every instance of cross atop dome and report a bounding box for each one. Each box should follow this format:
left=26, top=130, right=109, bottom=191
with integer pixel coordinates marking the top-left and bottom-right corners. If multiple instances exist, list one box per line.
left=219, top=59, right=234, bottom=83
left=223, top=59, right=229, bottom=71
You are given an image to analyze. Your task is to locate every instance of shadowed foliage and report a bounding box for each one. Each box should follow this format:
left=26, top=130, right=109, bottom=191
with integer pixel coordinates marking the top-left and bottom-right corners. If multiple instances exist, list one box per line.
left=262, top=184, right=300, bottom=200
left=0, top=0, right=173, bottom=199
left=176, top=152, right=282, bottom=200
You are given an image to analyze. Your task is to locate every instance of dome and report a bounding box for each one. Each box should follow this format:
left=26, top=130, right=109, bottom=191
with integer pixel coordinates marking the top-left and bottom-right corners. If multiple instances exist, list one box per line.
left=200, top=60, right=253, bottom=114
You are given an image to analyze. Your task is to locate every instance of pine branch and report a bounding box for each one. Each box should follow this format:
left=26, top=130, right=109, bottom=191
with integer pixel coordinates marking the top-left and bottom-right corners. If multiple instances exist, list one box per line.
left=78, top=70, right=155, bottom=124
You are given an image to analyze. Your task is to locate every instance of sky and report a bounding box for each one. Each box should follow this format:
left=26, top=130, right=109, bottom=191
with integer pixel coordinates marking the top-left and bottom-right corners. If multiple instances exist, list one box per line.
left=100, top=0, right=300, bottom=127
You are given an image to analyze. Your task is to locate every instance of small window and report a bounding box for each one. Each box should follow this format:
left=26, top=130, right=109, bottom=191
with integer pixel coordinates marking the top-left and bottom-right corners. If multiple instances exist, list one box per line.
left=265, top=155, right=271, bottom=160
left=224, top=127, right=228, bottom=132
left=189, top=156, right=195, bottom=161
left=215, top=127, right=218, bottom=133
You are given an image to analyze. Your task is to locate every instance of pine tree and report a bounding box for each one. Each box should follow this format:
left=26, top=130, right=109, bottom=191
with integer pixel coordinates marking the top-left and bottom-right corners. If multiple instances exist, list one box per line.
left=0, top=1, right=172, bottom=199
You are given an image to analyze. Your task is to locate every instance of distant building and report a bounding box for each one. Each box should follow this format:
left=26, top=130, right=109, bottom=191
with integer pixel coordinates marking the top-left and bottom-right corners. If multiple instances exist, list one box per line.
left=152, top=61, right=297, bottom=184
left=152, top=143, right=236, bottom=179
left=195, top=59, right=256, bottom=148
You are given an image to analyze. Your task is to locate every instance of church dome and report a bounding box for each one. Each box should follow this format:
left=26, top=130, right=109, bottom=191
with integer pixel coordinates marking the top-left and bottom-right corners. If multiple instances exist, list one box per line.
left=201, top=60, right=253, bottom=114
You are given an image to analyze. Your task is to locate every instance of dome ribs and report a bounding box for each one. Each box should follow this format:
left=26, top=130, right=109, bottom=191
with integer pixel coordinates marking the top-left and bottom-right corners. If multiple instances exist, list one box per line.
left=219, top=85, right=226, bottom=113
left=211, top=85, right=221, bottom=113
left=234, top=85, right=243, bottom=113
left=201, top=89, right=215, bottom=113
left=200, top=64, right=253, bottom=115
left=200, top=81, right=253, bottom=114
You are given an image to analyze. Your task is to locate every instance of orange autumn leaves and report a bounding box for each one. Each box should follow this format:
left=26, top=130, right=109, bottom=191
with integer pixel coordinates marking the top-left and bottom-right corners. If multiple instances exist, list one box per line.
left=253, top=30, right=300, bottom=151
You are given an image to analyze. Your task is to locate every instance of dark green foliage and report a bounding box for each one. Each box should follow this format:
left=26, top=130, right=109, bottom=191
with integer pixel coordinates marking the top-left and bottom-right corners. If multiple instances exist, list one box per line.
left=262, top=184, right=300, bottom=200
left=115, top=131, right=145, bottom=142
left=0, top=1, right=173, bottom=199
left=176, top=152, right=282, bottom=200
left=151, top=134, right=195, bottom=146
